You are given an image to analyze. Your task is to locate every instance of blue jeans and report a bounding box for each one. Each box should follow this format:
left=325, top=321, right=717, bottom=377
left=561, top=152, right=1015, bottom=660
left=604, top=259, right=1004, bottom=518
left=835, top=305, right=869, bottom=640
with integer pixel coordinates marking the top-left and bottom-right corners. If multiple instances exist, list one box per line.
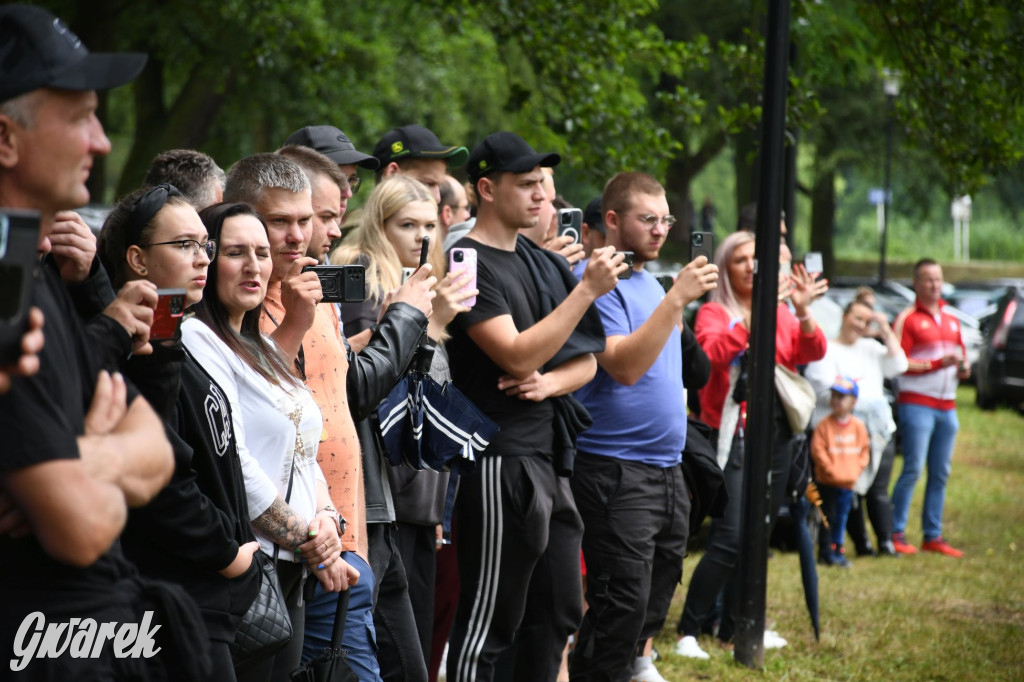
left=302, top=552, right=382, bottom=682
left=891, top=403, right=959, bottom=542
left=831, top=488, right=854, bottom=547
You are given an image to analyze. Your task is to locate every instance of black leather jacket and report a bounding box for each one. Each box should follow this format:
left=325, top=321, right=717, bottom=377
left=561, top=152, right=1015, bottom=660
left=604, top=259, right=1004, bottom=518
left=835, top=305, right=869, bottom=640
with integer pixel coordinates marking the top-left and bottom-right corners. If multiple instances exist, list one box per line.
left=345, top=301, right=428, bottom=524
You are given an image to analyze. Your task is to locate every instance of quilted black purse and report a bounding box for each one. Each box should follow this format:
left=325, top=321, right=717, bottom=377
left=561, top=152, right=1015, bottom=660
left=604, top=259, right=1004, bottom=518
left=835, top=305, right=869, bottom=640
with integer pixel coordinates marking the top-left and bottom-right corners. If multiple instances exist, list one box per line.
left=231, top=550, right=293, bottom=664
left=230, top=451, right=299, bottom=664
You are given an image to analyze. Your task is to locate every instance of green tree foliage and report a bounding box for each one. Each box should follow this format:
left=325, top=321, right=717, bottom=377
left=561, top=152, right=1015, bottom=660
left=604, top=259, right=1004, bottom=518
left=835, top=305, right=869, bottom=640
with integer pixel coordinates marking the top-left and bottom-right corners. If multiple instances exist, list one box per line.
left=859, top=0, right=1024, bottom=194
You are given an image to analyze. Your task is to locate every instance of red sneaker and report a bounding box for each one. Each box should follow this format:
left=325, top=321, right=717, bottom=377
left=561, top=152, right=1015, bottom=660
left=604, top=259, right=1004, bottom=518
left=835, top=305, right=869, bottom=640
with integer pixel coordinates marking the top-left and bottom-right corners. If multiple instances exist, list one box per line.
left=892, top=532, right=918, bottom=555
left=921, top=538, right=964, bottom=558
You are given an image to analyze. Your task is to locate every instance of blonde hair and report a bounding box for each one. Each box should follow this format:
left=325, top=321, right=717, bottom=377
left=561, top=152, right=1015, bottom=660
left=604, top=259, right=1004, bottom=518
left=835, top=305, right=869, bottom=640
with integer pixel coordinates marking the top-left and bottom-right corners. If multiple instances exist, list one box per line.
left=711, top=230, right=756, bottom=321
left=331, top=175, right=446, bottom=305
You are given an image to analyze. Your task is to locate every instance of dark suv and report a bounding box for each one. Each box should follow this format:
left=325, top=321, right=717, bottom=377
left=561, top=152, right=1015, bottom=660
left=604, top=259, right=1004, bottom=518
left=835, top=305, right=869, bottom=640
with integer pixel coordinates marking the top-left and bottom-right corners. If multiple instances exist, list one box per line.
left=976, top=287, right=1024, bottom=410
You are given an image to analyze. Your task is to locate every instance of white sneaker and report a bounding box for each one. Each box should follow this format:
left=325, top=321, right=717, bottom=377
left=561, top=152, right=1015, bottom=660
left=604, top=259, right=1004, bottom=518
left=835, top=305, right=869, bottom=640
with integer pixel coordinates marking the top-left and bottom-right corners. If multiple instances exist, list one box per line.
left=631, top=656, right=669, bottom=682
left=764, top=630, right=788, bottom=649
left=674, top=635, right=710, bottom=659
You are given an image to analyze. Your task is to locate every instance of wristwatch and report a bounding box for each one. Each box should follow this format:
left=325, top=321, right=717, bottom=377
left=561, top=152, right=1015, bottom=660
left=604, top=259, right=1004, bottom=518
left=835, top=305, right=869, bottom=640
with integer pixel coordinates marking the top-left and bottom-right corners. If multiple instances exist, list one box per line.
left=317, top=506, right=345, bottom=538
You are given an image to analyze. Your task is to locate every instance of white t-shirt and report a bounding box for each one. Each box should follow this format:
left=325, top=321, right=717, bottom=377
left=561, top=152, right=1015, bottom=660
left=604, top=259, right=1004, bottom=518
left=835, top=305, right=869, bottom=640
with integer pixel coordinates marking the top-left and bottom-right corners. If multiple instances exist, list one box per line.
left=183, top=318, right=325, bottom=561
left=805, top=336, right=908, bottom=428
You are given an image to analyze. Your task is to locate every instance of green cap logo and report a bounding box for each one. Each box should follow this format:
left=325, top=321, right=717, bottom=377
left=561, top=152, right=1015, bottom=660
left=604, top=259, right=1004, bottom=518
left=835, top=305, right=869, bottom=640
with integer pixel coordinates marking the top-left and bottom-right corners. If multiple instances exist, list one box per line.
left=391, top=141, right=404, bottom=154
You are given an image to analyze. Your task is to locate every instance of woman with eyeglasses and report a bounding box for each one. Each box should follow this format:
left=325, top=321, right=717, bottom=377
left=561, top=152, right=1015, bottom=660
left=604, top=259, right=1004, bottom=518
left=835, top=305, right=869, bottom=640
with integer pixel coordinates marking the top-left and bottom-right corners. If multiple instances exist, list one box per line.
left=675, top=229, right=828, bottom=659
left=184, top=202, right=355, bottom=682
left=98, top=186, right=262, bottom=682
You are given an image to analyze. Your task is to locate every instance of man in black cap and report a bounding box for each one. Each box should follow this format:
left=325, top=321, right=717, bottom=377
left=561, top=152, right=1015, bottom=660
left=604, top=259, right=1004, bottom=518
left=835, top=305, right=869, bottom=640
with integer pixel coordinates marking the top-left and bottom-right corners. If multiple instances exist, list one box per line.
left=444, top=131, right=625, bottom=682
left=284, top=124, right=379, bottom=224
left=0, top=5, right=200, bottom=678
left=373, top=124, right=468, bottom=203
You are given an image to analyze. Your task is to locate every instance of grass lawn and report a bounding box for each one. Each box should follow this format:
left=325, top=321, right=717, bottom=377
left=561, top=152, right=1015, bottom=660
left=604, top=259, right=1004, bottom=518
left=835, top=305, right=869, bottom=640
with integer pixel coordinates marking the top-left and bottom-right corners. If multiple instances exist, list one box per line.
left=652, top=386, right=1024, bottom=681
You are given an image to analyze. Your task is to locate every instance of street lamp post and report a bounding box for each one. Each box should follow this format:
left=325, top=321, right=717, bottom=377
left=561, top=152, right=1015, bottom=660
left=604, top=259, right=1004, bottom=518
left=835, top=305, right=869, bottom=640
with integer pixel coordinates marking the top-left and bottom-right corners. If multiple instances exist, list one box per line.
left=879, top=69, right=900, bottom=283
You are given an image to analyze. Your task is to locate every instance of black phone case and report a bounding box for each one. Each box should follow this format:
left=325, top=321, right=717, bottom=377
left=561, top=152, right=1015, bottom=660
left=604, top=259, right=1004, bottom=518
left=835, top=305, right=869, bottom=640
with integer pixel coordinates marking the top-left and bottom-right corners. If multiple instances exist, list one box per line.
left=0, top=209, right=41, bottom=364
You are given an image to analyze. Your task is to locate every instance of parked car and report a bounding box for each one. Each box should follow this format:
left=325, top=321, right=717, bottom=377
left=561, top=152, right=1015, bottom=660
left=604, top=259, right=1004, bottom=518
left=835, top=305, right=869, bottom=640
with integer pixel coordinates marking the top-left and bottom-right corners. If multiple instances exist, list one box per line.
left=975, top=287, right=1024, bottom=410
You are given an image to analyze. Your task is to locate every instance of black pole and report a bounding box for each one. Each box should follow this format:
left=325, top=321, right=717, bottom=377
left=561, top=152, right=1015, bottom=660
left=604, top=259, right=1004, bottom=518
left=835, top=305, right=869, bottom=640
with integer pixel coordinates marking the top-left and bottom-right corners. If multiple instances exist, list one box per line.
left=880, top=94, right=895, bottom=283
left=734, top=0, right=790, bottom=669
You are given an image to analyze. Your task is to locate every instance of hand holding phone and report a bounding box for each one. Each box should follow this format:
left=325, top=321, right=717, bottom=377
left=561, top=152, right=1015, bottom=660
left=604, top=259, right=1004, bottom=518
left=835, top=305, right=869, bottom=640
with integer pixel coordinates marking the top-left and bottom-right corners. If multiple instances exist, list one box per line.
left=557, top=208, right=583, bottom=245
left=301, top=265, right=367, bottom=303
left=448, top=247, right=478, bottom=308
left=0, top=210, right=41, bottom=364
left=150, top=288, right=187, bottom=342
left=690, top=231, right=714, bottom=264
left=615, top=251, right=635, bottom=279
left=419, top=236, right=431, bottom=268
left=804, top=251, right=823, bottom=276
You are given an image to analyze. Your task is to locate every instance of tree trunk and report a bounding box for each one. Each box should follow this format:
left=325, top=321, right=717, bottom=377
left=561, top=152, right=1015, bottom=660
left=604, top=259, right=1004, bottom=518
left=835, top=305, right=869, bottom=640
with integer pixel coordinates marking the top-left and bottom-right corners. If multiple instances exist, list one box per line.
left=116, top=63, right=231, bottom=197
left=664, top=131, right=728, bottom=247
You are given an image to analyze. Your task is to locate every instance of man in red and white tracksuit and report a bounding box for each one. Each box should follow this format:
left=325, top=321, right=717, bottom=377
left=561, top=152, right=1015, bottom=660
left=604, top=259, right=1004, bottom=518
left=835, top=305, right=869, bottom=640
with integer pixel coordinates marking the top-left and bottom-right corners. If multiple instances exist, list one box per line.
left=890, top=259, right=969, bottom=558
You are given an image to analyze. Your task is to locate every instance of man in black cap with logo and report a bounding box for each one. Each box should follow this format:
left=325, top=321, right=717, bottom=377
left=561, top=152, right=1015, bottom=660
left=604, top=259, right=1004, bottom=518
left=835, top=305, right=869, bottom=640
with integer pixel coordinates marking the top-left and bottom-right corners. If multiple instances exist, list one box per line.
left=284, top=124, right=380, bottom=225
left=373, top=124, right=468, bottom=203
left=0, top=5, right=207, bottom=679
left=444, top=131, right=626, bottom=682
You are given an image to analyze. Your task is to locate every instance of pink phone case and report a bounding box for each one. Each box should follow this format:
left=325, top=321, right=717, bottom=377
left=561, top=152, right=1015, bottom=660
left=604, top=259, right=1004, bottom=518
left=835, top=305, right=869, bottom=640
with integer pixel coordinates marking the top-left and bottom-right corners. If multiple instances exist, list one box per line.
left=449, top=248, right=477, bottom=308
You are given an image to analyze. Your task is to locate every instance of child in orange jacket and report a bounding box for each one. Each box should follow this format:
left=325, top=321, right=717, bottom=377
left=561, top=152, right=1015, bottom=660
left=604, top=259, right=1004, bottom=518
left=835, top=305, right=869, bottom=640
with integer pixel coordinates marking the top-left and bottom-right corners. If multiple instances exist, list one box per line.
left=811, top=377, right=870, bottom=567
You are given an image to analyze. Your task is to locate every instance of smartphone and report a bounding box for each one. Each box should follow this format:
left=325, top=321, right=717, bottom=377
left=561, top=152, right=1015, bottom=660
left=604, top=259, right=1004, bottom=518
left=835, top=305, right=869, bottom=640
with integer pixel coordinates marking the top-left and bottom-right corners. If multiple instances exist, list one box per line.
left=302, top=264, right=367, bottom=303
left=804, top=251, right=823, bottom=275
left=690, top=231, right=714, bottom=264
left=655, top=274, right=674, bottom=294
left=0, top=209, right=40, bottom=364
left=150, top=288, right=187, bottom=342
left=616, top=251, right=635, bottom=279
left=557, top=208, right=583, bottom=245
left=448, top=247, right=478, bottom=309
left=419, top=235, right=430, bottom=268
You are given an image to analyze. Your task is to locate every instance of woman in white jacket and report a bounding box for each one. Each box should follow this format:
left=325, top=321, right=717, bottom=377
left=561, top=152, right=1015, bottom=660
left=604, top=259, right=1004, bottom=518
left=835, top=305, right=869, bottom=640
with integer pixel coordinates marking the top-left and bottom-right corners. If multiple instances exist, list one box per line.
left=183, top=202, right=357, bottom=682
left=805, top=297, right=908, bottom=556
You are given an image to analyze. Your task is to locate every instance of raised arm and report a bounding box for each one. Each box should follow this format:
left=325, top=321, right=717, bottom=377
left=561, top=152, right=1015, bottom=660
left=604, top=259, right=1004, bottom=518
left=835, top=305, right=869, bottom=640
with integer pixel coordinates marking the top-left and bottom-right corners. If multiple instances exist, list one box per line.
left=468, top=246, right=622, bottom=379
left=598, top=258, right=717, bottom=386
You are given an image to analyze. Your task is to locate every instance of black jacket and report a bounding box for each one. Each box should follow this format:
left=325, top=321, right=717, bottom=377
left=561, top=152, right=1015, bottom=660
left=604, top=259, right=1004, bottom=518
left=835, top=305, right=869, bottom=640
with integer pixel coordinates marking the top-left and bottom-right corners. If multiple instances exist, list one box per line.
left=121, top=341, right=260, bottom=642
left=516, top=235, right=605, bottom=475
left=345, top=301, right=429, bottom=524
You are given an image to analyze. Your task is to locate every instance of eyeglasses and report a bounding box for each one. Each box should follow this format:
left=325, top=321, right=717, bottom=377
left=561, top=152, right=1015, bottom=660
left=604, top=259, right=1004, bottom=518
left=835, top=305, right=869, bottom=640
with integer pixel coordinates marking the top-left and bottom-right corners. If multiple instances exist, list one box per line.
left=634, top=213, right=677, bottom=229
left=343, top=174, right=362, bottom=195
left=140, top=239, right=217, bottom=259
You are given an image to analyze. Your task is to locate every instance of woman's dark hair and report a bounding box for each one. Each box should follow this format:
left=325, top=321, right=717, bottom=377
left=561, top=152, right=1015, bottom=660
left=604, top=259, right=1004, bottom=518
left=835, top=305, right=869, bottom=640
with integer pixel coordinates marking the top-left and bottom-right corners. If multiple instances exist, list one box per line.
left=98, top=184, right=191, bottom=288
left=192, top=202, right=297, bottom=388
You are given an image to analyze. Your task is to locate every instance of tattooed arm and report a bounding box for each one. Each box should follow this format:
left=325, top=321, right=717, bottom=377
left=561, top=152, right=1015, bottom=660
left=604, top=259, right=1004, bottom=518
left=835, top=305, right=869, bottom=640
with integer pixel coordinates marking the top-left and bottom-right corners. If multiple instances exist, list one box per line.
left=251, top=496, right=309, bottom=550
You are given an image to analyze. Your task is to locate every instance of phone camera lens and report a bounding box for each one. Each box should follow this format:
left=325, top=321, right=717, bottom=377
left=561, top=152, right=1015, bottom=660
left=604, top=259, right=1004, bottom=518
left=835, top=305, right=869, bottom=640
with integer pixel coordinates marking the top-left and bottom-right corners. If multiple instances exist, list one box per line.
left=453, top=251, right=464, bottom=263
left=693, top=234, right=703, bottom=245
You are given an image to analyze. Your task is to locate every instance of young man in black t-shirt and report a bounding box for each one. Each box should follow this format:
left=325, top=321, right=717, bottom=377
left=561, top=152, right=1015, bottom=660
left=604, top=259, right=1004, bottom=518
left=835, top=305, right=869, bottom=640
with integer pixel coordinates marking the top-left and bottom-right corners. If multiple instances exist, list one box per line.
left=445, top=131, right=625, bottom=682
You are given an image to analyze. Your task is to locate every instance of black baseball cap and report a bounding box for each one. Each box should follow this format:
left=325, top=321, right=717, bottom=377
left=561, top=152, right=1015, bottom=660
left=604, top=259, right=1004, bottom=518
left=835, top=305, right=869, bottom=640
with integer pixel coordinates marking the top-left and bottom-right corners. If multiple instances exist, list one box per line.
left=0, top=4, right=147, bottom=103
left=583, top=196, right=605, bottom=234
left=373, top=125, right=469, bottom=168
left=284, top=125, right=380, bottom=170
left=467, top=132, right=560, bottom=182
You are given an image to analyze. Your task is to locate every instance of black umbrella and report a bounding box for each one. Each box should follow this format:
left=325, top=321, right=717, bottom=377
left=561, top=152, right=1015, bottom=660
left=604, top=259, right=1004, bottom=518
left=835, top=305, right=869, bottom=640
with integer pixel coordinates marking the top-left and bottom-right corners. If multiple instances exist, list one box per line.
left=788, top=435, right=824, bottom=641
left=376, top=346, right=498, bottom=475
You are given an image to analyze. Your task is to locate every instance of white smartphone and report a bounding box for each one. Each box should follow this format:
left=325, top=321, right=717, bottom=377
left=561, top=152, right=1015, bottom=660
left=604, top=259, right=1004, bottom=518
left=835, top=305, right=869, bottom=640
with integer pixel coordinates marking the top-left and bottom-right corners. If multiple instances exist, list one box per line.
left=448, top=247, right=478, bottom=309
left=804, top=251, right=823, bottom=275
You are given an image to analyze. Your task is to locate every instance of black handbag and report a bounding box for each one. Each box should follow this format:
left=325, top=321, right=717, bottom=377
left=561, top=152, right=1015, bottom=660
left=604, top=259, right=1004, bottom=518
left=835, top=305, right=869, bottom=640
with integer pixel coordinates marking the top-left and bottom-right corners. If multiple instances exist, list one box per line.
left=290, top=587, right=357, bottom=682
left=231, top=450, right=300, bottom=664
left=230, top=550, right=294, bottom=664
